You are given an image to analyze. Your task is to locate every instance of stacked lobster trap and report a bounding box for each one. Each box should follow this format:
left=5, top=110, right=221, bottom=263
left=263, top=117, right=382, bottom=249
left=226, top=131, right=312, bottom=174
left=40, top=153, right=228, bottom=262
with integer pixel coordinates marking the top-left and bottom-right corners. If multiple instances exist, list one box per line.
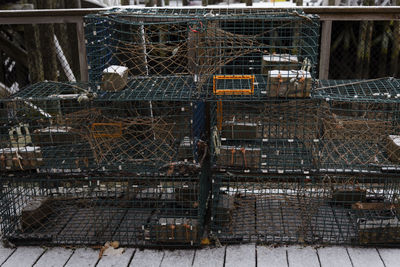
left=0, top=80, right=208, bottom=246
left=1, top=8, right=400, bottom=248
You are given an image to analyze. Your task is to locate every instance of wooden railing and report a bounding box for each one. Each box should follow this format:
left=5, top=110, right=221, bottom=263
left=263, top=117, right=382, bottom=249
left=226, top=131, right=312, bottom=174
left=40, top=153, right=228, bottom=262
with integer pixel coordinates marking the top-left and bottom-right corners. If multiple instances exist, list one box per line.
left=0, top=6, right=399, bottom=82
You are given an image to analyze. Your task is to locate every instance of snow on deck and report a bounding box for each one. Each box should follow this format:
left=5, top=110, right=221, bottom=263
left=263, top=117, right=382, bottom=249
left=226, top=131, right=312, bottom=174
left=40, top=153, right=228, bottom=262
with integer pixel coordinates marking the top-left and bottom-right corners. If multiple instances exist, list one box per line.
left=0, top=244, right=398, bottom=267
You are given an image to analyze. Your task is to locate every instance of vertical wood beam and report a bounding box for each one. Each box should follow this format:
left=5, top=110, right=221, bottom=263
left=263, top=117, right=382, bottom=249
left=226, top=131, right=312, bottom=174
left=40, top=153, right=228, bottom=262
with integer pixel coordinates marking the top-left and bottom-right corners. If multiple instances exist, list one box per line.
left=76, top=17, right=88, bottom=82
left=319, top=20, right=332, bottom=80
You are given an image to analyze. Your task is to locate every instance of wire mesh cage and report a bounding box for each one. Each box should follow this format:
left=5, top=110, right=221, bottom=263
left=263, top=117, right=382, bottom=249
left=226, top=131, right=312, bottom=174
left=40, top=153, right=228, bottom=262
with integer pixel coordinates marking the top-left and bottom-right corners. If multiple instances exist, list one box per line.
left=210, top=99, right=319, bottom=174
left=0, top=82, right=207, bottom=174
left=315, top=79, right=400, bottom=174
left=0, top=173, right=208, bottom=247
left=210, top=173, right=400, bottom=246
left=84, top=8, right=319, bottom=99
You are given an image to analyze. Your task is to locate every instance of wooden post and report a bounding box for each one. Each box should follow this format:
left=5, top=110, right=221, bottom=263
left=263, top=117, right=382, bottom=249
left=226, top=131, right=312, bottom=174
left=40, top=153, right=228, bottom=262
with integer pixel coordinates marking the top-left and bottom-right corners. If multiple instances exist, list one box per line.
left=24, top=24, right=44, bottom=83
left=391, top=0, right=400, bottom=77
left=65, top=0, right=81, bottom=80
left=319, top=21, right=332, bottom=80
left=76, top=18, right=88, bottom=82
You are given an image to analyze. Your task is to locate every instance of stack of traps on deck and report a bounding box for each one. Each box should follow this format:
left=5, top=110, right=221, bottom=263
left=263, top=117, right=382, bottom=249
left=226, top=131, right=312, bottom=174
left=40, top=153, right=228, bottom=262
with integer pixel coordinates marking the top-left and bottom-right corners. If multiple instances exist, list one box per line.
left=0, top=8, right=400, bottom=247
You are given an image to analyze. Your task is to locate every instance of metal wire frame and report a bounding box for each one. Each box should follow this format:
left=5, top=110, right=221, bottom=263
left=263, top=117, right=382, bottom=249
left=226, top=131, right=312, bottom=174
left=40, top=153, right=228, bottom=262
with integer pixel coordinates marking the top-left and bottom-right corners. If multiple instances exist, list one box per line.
left=210, top=172, right=400, bottom=246
left=0, top=94, right=206, bottom=175
left=209, top=99, right=320, bottom=174
left=84, top=9, right=319, bottom=101
left=0, top=173, right=209, bottom=247
left=315, top=78, right=400, bottom=103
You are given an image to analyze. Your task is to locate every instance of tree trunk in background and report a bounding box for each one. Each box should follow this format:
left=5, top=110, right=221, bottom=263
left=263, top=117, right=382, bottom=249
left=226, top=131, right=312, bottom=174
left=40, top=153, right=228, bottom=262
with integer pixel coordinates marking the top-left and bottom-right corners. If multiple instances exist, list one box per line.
left=182, top=0, right=189, bottom=6
left=35, top=0, right=58, bottom=81
left=121, top=0, right=130, bottom=4
left=378, top=23, right=389, bottom=77
left=246, top=0, right=253, bottom=6
left=24, top=25, right=43, bottom=83
left=356, top=0, right=373, bottom=79
left=145, top=0, right=155, bottom=7
left=362, top=20, right=373, bottom=78
left=65, top=0, right=81, bottom=81
left=391, top=0, right=400, bottom=77
left=156, top=0, right=163, bottom=7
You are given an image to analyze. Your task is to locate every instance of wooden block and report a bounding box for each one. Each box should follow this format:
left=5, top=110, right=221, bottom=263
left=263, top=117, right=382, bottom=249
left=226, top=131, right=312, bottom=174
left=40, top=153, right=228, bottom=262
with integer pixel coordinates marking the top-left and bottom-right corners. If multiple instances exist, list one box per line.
left=352, top=202, right=396, bottom=210
left=221, top=121, right=260, bottom=140
left=0, top=146, right=43, bottom=171
left=152, top=218, right=198, bottom=244
left=21, top=197, right=54, bottom=231
left=261, top=54, right=299, bottom=75
left=387, top=135, right=400, bottom=164
left=217, top=146, right=260, bottom=169
left=32, top=126, right=74, bottom=146
left=267, top=70, right=312, bottom=98
left=331, top=190, right=366, bottom=207
left=101, top=65, right=128, bottom=92
left=359, top=227, right=400, bottom=245
left=214, top=194, right=235, bottom=225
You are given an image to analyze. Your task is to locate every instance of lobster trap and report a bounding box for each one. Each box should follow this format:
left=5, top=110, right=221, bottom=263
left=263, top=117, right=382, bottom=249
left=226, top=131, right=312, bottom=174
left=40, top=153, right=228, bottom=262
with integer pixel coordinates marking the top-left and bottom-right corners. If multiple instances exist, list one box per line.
left=315, top=78, right=400, bottom=174
left=210, top=99, right=319, bottom=174
left=84, top=8, right=319, bottom=98
left=211, top=173, right=400, bottom=246
left=0, top=82, right=207, bottom=174
left=0, top=173, right=208, bottom=247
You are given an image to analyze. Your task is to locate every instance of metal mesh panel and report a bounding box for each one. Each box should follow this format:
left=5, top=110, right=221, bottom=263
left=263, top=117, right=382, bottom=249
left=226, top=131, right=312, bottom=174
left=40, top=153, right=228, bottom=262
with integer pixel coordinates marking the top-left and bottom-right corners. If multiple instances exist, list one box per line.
left=84, top=8, right=319, bottom=100
left=210, top=99, right=319, bottom=174
left=211, top=173, right=400, bottom=246
left=0, top=82, right=205, bottom=174
left=0, top=174, right=206, bottom=247
left=315, top=79, right=400, bottom=173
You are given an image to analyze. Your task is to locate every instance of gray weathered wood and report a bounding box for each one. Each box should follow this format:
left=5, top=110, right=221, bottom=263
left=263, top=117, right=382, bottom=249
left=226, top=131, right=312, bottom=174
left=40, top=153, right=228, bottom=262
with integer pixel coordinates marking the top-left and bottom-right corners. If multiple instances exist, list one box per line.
left=97, top=248, right=135, bottom=267
left=287, top=246, right=319, bottom=267
left=319, top=20, right=332, bottom=80
left=225, top=244, right=256, bottom=267
left=129, top=250, right=164, bottom=267
left=76, top=17, right=89, bottom=82
left=33, top=247, right=74, bottom=267
left=192, top=247, right=225, bottom=267
left=377, top=248, right=400, bottom=267
left=347, top=247, right=384, bottom=267
left=0, top=247, right=15, bottom=266
left=65, top=248, right=99, bottom=267
left=161, top=249, right=195, bottom=267
left=257, top=245, right=287, bottom=267
left=2, top=247, right=45, bottom=267
left=317, top=247, right=352, bottom=267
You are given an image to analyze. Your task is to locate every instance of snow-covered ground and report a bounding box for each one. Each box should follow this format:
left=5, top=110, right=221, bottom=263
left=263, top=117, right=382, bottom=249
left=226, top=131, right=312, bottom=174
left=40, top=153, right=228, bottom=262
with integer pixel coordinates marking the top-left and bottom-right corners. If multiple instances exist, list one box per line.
left=0, top=244, right=400, bottom=267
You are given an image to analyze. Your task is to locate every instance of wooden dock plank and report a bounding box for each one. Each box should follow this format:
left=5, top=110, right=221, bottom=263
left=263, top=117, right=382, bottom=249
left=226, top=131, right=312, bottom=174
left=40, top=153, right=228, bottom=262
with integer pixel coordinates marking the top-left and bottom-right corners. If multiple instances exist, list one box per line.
left=317, top=246, right=352, bottom=267
left=96, top=248, right=135, bottom=267
left=33, top=247, right=73, bottom=267
left=65, top=248, right=99, bottom=267
left=192, top=247, right=225, bottom=267
left=257, top=245, right=287, bottom=267
left=2, top=247, right=45, bottom=267
left=0, top=246, right=15, bottom=265
left=161, top=249, right=195, bottom=267
left=347, top=247, right=384, bottom=267
left=287, top=246, right=319, bottom=267
left=129, top=249, right=164, bottom=267
left=377, top=248, right=400, bottom=267
left=225, top=244, right=256, bottom=267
